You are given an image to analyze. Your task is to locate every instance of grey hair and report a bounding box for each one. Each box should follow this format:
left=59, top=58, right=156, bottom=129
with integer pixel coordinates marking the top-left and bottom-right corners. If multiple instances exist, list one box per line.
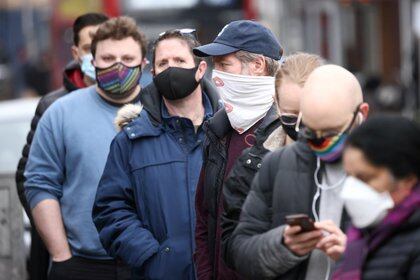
left=234, top=50, right=280, bottom=76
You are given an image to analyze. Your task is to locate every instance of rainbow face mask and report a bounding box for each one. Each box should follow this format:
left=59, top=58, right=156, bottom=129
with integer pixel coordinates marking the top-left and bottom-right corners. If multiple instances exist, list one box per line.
left=96, top=62, right=142, bottom=100
left=307, top=133, right=348, bottom=163
left=302, top=104, right=362, bottom=163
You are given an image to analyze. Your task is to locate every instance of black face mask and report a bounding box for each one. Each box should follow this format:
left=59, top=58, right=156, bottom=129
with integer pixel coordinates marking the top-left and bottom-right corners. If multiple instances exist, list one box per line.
left=279, top=114, right=300, bottom=141
left=282, top=123, right=299, bottom=141
left=153, top=66, right=200, bottom=100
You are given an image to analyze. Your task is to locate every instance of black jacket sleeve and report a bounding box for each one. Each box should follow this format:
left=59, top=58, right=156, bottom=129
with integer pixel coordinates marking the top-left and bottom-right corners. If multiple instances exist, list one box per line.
left=221, top=146, right=259, bottom=268
left=15, top=88, right=67, bottom=221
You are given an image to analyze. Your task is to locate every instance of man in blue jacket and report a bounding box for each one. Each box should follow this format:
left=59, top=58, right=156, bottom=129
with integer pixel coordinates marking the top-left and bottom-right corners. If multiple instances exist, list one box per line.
left=24, top=17, right=147, bottom=280
left=92, top=29, right=220, bottom=279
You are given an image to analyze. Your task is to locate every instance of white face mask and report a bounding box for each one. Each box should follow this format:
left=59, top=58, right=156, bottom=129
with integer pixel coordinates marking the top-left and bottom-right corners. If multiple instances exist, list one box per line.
left=212, top=69, right=275, bottom=134
left=81, top=53, right=96, bottom=80
left=340, top=176, right=395, bottom=228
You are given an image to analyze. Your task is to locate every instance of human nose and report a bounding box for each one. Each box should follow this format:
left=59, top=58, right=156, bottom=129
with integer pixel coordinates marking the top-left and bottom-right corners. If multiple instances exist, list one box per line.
left=167, top=60, right=177, bottom=68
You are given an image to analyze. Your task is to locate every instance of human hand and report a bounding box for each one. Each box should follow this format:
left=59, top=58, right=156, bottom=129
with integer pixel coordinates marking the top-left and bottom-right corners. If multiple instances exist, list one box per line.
left=315, top=220, right=347, bottom=261
left=283, top=225, right=323, bottom=256
left=51, top=250, right=72, bottom=262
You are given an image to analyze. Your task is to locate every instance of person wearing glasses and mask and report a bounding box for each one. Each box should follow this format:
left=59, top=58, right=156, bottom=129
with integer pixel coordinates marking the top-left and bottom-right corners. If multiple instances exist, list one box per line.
left=334, top=115, right=420, bottom=280
left=220, top=52, right=325, bottom=276
left=92, top=29, right=220, bottom=280
left=228, top=64, right=369, bottom=280
left=24, top=17, right=147, bottom=280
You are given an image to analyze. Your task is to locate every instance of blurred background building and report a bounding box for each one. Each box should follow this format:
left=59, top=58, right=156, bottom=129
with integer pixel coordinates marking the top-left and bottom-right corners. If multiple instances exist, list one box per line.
left=0, top=0, right=419, bottom=278
left=0, top=0, right=419, bottom=118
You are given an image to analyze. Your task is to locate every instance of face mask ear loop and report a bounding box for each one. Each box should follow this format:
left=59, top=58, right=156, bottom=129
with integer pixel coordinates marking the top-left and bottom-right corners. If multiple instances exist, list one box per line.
left=312, top=157, right=322, bottom=222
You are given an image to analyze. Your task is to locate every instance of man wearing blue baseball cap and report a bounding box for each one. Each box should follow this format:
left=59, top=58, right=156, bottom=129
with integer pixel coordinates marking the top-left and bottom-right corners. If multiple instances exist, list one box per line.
left=194, top=20, right=284, bottom=280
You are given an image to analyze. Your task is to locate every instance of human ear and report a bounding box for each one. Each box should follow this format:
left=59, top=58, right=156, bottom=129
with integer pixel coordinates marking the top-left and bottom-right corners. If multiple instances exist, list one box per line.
left=359, top=103, right=370, bottom=121
left=71, top=46, right=79, bottom=62
left=250, top=55, right=266, bottom=76
left=195, top=60, right=207, bottom=81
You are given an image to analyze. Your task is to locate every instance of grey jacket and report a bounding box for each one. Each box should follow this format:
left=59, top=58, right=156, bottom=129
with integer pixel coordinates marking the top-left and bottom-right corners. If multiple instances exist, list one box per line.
left=230, top=140, right=349, bottom=280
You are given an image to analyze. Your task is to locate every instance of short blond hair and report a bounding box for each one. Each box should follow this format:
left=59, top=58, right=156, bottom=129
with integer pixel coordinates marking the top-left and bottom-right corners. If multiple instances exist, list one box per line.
left=274, top=52, right=325, bottom=106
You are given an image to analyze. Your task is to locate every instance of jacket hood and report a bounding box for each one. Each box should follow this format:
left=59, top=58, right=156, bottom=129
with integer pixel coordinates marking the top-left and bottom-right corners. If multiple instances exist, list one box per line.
left=115, top=104, right=143, bottom=131
left=115, top=77, right=221, bottom=130
left=63, top=60, right=85, bottom=92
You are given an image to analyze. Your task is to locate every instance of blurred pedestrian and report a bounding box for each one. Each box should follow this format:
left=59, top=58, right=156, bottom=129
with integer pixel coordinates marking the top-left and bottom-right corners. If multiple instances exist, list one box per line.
left=229, top=65, right=369, bottom=279
left=92, top=29, right=220, bottom=279
left=192, top=20, right=282, bottom=280
left=24, top=16, right=146, bottom=280
left=334, top=115, right=420, bottom=280
left=221, top=52, right=325, bottom=274
left=15, top=12, right=108, bottom=280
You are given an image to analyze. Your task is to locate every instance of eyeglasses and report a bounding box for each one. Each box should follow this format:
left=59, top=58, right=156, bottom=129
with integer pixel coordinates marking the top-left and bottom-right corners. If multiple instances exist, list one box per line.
left=158, top=28, right=198, bottom=40
left=299, top=104, right=362, bottom=142
left=279, top=113, right=299, bottom=126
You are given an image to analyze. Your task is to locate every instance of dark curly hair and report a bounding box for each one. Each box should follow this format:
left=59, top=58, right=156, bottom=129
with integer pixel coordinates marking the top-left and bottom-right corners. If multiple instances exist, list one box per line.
left=346, top=115, right=420, bottom=179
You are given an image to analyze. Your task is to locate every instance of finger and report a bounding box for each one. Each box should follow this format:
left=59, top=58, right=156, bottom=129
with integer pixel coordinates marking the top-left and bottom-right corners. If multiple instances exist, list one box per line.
left=289, top=238, right=320, bottom=255
left=316, top=234, right=338, bottom=248
left=315, top=221, right=341, bottom=234
left=292, top=230, right=323, bottom=243
left=318, top=241, right=337, bottom=252
left=326, top=245, right=345, bottom=257
left=285, top=225, right=302, bottom=236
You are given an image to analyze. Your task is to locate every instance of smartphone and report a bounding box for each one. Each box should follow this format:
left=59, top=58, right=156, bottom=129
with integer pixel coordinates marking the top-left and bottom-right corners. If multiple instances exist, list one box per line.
left=285, top=214, right=316, bottom=232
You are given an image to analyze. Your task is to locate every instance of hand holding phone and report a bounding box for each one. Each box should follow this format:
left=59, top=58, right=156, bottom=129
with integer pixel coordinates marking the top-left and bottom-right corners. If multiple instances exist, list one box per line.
left=283, top=214, right=322, bottom=256
left=285, top=214, right=315, bottom=232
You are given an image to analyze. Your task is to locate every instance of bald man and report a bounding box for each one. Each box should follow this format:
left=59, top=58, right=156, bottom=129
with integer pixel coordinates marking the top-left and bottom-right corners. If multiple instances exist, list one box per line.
left=228, top=65, right=369, bottom=280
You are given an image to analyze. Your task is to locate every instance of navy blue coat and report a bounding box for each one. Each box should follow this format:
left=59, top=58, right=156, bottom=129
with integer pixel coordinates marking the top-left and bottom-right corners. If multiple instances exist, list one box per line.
left=93, top=81, right=220, bottom=279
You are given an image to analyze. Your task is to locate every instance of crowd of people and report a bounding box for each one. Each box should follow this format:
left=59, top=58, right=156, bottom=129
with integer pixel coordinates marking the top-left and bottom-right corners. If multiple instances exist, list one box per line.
left=16, top=12, right=420, bottom=280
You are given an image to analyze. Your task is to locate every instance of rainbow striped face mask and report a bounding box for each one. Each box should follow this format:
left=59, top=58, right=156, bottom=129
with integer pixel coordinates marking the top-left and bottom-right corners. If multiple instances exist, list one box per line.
left=302, top=105, right=361, bottom=163
left=307, top=133, right=348, bottom=163
left=96, top=62, right=142, bottom=100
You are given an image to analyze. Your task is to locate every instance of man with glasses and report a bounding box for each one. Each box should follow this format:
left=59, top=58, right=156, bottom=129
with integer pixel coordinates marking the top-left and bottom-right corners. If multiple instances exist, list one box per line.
left=228, top=64, right=369, bottom=279
left=92, top=29, right=220, bottom=279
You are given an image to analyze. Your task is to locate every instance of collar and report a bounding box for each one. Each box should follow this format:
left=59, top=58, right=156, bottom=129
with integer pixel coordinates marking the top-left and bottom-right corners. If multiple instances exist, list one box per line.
left=123, top=109, right=163, bottom=140
left=161, top=91, right=214, bottom=123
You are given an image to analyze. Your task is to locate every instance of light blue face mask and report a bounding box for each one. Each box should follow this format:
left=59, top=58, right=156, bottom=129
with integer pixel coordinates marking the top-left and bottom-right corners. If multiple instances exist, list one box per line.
left=81, top=53, right=96, bottom=80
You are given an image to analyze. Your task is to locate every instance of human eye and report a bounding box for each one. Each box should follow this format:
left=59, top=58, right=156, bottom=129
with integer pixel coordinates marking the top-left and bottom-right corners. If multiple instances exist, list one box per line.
left=123, top=56, right=134, bottom=63
left=158, top=61, right=167, bottom=67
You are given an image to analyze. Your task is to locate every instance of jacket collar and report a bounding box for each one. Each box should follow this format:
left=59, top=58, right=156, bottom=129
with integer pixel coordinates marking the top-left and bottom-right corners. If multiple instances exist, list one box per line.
left=124, top=77, right=221, bottom=140
left=255, top=105, right=280, bottom=135
left=123, top=109, right=163, bottom=140
left=293, top=139, right=318, bottom=164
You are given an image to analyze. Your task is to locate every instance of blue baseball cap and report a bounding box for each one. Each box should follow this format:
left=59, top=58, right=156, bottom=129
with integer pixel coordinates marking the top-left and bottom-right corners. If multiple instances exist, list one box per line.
left=193, top=20, right=283, bottom=60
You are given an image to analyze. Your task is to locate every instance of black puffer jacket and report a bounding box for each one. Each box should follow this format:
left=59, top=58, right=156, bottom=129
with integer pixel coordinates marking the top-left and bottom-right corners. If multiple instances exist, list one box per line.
left=360, top=208, right=420, bottom=280
left=15, top=61, right=82, bottom=220
left=230, top=140, right=349, bottom=280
